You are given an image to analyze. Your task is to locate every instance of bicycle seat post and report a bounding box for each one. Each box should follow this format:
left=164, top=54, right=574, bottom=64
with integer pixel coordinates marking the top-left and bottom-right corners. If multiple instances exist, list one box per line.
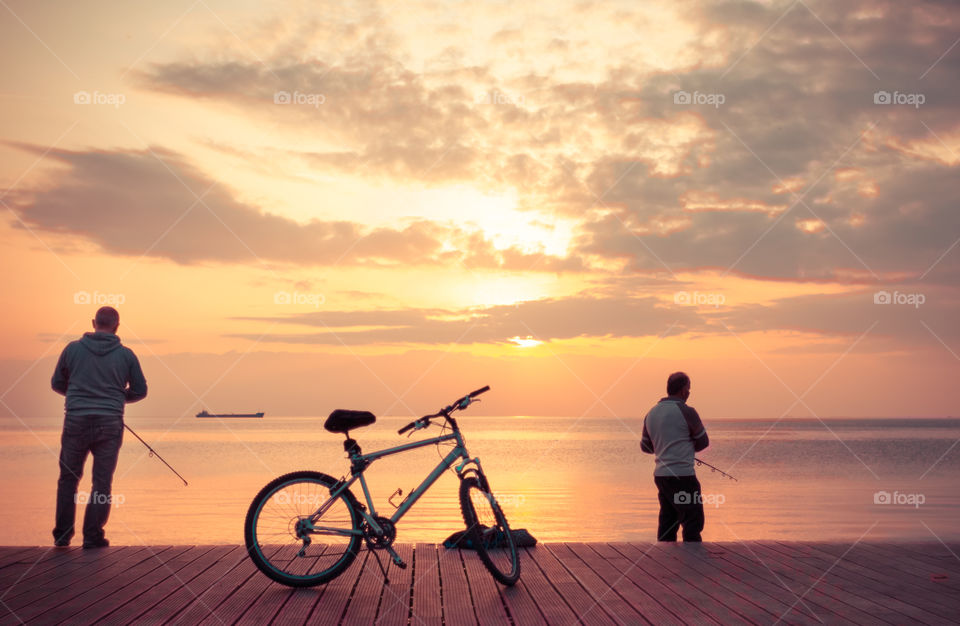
left=344, top=435, right=370, bottom=475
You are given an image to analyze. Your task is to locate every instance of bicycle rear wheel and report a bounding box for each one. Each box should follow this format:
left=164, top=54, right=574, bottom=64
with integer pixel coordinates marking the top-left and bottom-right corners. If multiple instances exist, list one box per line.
left=459, top=475, right=520, bottom=585
left=244, top=470, right=361, bottom=587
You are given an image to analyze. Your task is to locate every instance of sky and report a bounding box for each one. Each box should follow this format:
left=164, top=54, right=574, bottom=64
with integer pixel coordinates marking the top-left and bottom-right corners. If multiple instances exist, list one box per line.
left=1, top=0, right=959, bottom=421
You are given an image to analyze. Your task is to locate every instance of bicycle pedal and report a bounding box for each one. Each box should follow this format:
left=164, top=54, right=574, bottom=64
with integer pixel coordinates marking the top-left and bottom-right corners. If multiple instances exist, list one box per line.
left=393, top=558, right=408, bottom=569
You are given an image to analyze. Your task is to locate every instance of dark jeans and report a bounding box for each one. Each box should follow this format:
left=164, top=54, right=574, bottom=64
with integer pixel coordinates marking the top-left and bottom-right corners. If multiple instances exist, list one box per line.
left=53, top=415, right=124, bottom=545
left=654, top=474, right=704, bottom=542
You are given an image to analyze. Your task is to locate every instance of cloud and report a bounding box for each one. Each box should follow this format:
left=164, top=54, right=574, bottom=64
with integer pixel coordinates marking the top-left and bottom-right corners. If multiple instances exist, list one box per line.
left=229, top=295, right=700, bottom=345
left=227, top=283, right=960, bottom=352
left=129, top=0, right=960, bottom=285
left=8, top=144, right=581, bottom=271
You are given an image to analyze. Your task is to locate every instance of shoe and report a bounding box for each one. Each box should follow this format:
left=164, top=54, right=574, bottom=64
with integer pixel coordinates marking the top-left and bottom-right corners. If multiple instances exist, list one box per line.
left=54, top=538, right=70, bottom=547
left=82, top=538, right=110, bottom=549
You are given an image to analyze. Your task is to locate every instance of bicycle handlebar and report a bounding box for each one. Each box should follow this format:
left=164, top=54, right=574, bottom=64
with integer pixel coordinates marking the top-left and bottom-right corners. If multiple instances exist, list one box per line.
left=396, top=385, right=490, bottom=434
left=469, top=385, right=490, bottom=398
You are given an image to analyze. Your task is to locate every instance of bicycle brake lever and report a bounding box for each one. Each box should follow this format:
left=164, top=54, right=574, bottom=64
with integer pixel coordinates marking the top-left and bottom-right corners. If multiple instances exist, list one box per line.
left=407, top=418, right=428, bottom=436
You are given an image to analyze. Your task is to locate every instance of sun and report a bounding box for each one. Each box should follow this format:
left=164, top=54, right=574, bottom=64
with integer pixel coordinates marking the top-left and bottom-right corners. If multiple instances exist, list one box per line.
left=509, top=336, right=542, bottom=348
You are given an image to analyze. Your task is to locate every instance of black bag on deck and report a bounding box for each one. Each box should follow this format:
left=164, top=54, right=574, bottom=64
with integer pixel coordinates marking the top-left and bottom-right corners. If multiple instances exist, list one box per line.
left=443, top=526, right=537, bottom=549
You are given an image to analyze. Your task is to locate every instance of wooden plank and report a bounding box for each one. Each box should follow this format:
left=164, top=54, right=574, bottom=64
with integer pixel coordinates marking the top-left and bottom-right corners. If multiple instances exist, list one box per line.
left=170, top=545, right=279, bottom=625
left=0, top=547, right=155, bottom=622
left=0, top=546, right=146, bottom=603
left=643, top=543, right=801, bottom=625
left=782, top=542, right=960, bottom=622
left=410, top=543, right=443, bottom=626
left=680, top=542, right=839, bottom=623
left=1, top=542, right=957, bottom=625
left=0, top=547, right=90, bottom=588
left=268, top=586, right=323, bottom=625
left=305, top=550, right=368, bottom=626
left=374, top=543, right=414, bottom=626
left=25, top=546, right=192, bottom=624
left=600, top=543, right=726, bottom=626
left=239, top=543, right=334, bottom=625
left=197, top=545, right=291, bottom=626
left=566, top=542, right=683, bottom=626
left=612, top=542, right=745, bottom=625
left=0, top=547, right=45, bottom=569
left=461, top=544, right=512, bottom=626
left=609, top=543, right=740, bottom=625
left=718, top=542, right=890, bottom=625
left=853, top=544, right=960, bottom=592
left=438, top=547, right=479, bottom=626
left=866, top=542, right=960, bottom=576
left=816, top=542, right=960, bottom=597
left=480, top=548, right=548, bottom=626
left=753, top=542, right=944, bottom=624
left=546, top=544, right=650, bottom=626
left=148, top=545, right=248, bottom=624
left=98, top=545, right=226, bottom=625
left=64, top=545, right=209, bottom=625
left=529, top=544, right=618, bottom=626
left=340, top=548, right=391, bottom=625
left=512, top=547, right=581, bottom=625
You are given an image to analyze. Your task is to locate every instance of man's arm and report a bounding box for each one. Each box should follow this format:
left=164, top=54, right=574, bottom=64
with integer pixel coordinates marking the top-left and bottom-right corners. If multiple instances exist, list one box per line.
left=641, top=418, right=654, bottom=454
left=681, top=404, right=709, bottom=452
left=125, top=351, right=148, bottom=403
left=51, top=347, right=70, bottom=395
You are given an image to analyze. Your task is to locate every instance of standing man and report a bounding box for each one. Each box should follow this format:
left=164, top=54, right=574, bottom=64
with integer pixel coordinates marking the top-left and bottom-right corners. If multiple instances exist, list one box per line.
left=641, top=371, right=709, bottom=542
left=51, top=306, right=147, bottom=548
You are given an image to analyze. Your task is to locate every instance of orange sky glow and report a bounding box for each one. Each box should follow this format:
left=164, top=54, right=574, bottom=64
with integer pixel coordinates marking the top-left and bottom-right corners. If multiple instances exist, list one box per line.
left=1, top=0, right=958, bottom=420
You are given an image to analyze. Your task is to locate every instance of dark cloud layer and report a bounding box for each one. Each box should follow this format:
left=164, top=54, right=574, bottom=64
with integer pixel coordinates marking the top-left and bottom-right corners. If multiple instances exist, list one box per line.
left=228, top=286, right=960, bottom=350
left=9, top=144, right=580, bottom=271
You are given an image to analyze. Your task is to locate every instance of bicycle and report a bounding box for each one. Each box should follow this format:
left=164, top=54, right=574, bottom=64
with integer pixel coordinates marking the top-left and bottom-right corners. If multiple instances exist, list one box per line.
left=244, top=385, right=520, bottom=587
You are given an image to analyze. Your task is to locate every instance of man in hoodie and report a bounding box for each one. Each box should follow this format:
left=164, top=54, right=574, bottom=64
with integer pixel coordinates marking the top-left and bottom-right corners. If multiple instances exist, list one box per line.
left=51, top=306, right=147, bottom=548
left=641, top=371, right=709, bottom=542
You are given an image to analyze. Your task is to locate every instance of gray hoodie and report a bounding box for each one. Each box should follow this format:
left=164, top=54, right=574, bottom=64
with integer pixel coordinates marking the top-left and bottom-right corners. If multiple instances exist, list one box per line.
left=51, top=332, right=147, bottom=417
left=641, top=396, right=709, bottom=477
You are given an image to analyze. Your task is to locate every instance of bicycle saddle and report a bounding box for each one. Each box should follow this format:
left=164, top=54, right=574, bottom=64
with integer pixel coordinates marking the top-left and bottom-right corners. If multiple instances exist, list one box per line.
left=324, top=409, right=376, bottom=433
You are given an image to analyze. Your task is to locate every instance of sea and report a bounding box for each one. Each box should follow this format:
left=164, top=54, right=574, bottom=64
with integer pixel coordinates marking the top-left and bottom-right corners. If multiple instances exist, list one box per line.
left=1, top=415, right=957, bottom=546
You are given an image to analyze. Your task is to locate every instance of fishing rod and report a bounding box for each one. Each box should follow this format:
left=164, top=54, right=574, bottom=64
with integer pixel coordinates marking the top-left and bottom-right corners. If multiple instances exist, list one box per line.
left=695, top=457, right=738, bottom=482
left=124, top=424, right=189, bottom=486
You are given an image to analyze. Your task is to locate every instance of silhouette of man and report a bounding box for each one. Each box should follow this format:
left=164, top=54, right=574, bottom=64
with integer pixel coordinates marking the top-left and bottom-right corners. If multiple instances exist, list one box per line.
left=641, top=371, right=709, bottom=542
left=51, top=306, right=147, bottom=548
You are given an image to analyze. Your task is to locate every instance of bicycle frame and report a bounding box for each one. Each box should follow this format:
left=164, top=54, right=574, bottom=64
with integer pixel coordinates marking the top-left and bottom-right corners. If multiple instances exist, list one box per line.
left=309, top=427, right=482, bottom=537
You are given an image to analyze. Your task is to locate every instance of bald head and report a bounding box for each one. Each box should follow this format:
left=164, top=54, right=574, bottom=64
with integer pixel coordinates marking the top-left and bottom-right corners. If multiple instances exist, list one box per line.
left=93, top=306, right=120, bottom=333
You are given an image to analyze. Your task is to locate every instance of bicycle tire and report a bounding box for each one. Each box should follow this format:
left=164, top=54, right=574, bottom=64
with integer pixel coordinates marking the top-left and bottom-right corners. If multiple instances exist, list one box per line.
left=459, top=475, right=520, bottom=585
left=244, top=470, right=361, bottom=587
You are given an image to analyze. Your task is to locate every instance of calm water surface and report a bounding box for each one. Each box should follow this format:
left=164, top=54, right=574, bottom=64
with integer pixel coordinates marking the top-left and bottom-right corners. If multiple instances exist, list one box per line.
left=1, top=415, right=957, bottom=545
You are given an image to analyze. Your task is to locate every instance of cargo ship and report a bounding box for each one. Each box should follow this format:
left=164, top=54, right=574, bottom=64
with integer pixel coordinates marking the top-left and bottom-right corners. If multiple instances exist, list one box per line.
left=196, top=410, right=265, bottom=418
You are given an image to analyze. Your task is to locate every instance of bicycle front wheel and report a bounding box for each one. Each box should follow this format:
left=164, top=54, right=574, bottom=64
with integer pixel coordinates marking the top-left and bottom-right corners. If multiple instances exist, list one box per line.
left=459, top=475, right=520, bottom=585
left=244, top=470, right=361, bottom=587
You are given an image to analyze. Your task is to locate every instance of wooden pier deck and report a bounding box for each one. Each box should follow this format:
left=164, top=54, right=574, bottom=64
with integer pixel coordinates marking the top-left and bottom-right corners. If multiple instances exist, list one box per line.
left=1, top=542, right=958, bottom=624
